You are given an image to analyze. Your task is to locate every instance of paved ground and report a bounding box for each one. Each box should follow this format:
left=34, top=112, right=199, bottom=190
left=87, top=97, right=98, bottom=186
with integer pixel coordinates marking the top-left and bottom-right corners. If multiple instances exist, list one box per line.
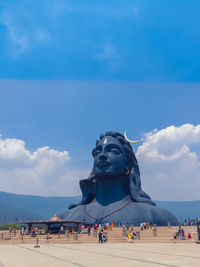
left=0, top=242, right=200, bottom=267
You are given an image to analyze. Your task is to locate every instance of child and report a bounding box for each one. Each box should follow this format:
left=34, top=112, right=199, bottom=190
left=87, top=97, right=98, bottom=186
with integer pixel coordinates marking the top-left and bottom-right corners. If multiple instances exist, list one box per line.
left=132, top=232, right=136, bottom=240
left=181, top=228, right=185, bottom=240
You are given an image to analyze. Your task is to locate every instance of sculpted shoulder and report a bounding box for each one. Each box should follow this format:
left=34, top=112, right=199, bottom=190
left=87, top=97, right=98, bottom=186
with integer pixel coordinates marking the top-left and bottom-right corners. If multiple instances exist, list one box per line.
left=149, top=205, right=179, bottom=226
left=110, top=201, right=179, bottom=226
left=60, top=198, right=179, bottom=226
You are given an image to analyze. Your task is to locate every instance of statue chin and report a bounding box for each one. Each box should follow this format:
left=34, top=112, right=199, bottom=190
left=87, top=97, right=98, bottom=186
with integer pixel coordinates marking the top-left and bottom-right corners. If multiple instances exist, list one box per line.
left=94, top=169, right=124, bottom=178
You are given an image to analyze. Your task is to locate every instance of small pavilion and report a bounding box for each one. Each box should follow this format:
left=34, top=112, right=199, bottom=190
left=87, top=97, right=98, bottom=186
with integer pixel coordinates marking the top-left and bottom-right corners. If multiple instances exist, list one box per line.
left=19, top=215, right=89, bottom=233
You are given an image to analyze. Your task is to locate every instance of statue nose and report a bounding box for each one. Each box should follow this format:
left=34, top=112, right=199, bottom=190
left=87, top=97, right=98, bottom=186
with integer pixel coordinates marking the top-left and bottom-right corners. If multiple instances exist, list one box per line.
left=99, top=155, right=107, bottom=161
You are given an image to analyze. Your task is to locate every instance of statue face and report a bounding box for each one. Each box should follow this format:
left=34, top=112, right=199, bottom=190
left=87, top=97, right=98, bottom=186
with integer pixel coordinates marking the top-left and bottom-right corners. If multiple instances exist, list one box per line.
left=92, top=136, right=126, bottom=177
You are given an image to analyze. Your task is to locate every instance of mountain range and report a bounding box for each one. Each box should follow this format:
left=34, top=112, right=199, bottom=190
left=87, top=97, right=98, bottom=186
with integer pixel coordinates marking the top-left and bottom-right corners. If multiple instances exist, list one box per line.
left=0, top=191, right=80, bottom=224
left=0, top=191, right=199, bottom=224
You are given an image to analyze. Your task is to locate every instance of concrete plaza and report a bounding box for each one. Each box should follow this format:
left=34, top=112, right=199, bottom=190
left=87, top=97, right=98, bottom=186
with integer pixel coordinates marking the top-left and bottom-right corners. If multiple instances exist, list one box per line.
left=0, top=242, right=200, bottom=267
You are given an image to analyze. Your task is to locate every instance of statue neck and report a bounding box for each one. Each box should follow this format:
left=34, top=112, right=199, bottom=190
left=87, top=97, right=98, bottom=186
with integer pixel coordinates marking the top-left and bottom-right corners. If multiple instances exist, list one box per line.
left=95, top=174, right=129, bottom=206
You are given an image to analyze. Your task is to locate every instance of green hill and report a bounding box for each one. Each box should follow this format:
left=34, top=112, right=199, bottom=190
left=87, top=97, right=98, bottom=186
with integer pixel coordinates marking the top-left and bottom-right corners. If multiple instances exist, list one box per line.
left=0, top=191, right=199, bottom=223
left=155, top=200, right=200, bottom=223
left=0, top=191, right=81, bottom=223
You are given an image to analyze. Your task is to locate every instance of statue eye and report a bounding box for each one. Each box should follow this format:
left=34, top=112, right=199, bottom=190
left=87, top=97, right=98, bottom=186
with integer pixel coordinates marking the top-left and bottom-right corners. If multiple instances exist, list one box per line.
left=94, top=150, right=101, bottom=156
left=110, top=148, right=120, bottom=154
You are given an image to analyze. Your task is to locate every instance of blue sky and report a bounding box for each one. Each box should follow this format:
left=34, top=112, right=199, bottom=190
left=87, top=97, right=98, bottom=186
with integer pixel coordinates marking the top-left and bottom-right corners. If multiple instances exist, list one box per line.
left=0, top=1, right=200, bottom=200
left=0, top=82, right=200, bottom=201
left=1, top=0, right=200, bottom=81
left=0, top=82, right=199, bottom=167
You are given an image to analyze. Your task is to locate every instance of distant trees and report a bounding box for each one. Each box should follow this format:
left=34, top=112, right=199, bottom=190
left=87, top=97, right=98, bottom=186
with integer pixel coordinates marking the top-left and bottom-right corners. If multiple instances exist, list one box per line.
left=0, top=223, right=21, bottom=230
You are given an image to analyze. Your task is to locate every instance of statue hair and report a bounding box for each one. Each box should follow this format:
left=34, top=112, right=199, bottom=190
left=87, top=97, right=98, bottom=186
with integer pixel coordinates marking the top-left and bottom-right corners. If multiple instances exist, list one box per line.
left=68, top=131, right=155, bottom=209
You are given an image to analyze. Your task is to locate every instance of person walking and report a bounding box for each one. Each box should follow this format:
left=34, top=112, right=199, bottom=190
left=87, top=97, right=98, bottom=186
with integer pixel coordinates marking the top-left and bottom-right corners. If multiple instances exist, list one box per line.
left=140, top=222, right=144, bottom=231
left=181, top=228, right=185, bottom=240
left=178, top=226, right=182, bottom=240
left=88, top=226, right=91, bottom=236
left=98, top=230, right=103, bottom=243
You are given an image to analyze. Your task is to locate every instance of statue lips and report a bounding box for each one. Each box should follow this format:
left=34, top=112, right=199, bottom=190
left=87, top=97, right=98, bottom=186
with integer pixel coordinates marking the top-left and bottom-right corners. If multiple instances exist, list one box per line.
left=97, top=161, right=111, bottom=168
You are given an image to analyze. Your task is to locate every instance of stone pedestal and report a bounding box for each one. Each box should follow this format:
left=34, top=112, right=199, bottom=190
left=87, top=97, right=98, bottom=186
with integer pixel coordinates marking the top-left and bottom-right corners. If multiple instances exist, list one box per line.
left=65, top=230, right=70, bottom=239
left=197, top=218, right=200, bottom=241
left=122, top=229, right=127, bottom=237
left=93, top=230, right=97, bottom=238
left=136, top=231, right=140, bottom=240
left=73, top=232, right=78, bottom=240
left=153, top=224, right=157, bottom=237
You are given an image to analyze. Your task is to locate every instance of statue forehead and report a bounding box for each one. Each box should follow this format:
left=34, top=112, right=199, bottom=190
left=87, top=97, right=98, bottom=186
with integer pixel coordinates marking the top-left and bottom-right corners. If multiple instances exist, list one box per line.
left=98, top=136, right=122, bottom=146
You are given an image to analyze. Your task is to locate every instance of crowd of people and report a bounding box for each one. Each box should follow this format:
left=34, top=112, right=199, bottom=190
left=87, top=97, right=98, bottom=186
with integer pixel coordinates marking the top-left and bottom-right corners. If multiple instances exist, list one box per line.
left=78, top=222, right=114, bottom=236
left=140, top=221, right=152, bottom=231
left=77, top=222, right=115, bottom=243
left=98, top=230, right=107, bottom=243
left=77, top=221, right=155, bottom=243
left=184, top=218, right=197, bottom=226
left=173, top=226, right=192, bottom=240
left=19, top=219, right=197, bottom=244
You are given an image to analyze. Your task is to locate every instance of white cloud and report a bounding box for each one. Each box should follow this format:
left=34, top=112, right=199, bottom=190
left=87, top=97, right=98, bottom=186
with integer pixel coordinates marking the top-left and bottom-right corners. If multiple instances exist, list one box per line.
left=0, top=10, right=50, bottom=56
left=1, top=124, right=200, bottom=201
left=2, top=14, right=30, bottom=56
left=0, top=136, right=85, bottom=196
left=34, top=28, right=51, bottom=42
left=0, top=1, right=139, bottom=57
left=136, top=124, right=200, bottom=201
left=49, top=2, right=140, bottom=19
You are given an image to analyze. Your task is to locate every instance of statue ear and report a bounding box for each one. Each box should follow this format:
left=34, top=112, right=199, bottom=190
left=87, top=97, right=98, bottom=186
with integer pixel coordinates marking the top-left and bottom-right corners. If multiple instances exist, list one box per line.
left=125, top=157, right=133, bottom=171
left=125, top=166, right=130, bottom=175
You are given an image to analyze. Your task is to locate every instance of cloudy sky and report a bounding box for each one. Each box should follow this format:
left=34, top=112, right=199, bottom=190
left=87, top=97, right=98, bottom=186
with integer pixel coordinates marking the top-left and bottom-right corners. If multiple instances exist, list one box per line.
left=0, top=1, right=200, bottom=201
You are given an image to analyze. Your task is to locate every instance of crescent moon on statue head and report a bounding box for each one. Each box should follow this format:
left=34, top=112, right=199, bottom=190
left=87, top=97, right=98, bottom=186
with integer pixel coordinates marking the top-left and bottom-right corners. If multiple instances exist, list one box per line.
left=124, top=130, right=140, bottom=144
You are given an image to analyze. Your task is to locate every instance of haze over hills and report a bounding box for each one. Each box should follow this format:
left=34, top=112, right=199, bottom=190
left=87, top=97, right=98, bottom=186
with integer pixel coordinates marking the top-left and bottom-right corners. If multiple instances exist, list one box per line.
left=0, top=191, right=81, bottom=224
left=0, top=191, right=199, bottom=224
left=154, top=200, right=200, bottom=223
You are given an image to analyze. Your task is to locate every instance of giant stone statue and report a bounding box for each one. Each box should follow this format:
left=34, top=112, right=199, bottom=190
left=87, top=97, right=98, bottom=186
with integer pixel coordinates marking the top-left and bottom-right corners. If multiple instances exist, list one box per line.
left=60, top=131, right=179, bottom=226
